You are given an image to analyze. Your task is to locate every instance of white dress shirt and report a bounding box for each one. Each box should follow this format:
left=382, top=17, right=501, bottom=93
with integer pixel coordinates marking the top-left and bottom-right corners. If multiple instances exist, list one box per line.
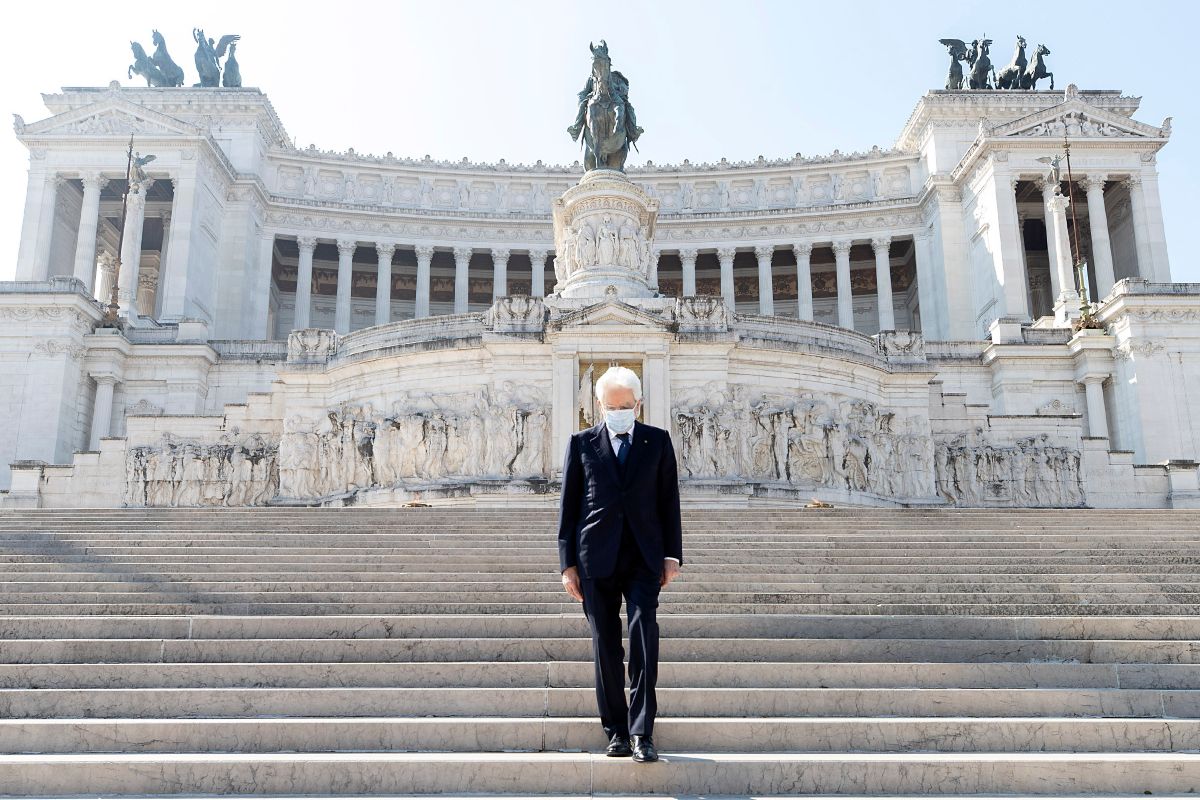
left=606, top=421, right=681, bottom=565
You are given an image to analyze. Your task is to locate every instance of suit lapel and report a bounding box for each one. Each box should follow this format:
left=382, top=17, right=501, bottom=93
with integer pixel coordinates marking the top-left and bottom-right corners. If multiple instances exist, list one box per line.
left=619, top=419, right=648, bottom=487
left=588, top=422, right=621, bottom=486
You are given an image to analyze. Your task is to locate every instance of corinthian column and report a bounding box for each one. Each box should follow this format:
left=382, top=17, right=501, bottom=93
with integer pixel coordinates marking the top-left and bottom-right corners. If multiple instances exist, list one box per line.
left=117, top=181, right=149, bottom=318
left=293, top=236, right=316, bottom=329
left=871, top=236, right=894, bottom=331
left=529, top=249, right=547, bottom=297
left=1048, top=192, right=1079, bottom=323
left=375, top=241, right=396, bottom=326
left=72, top=173, right=107, bottom=291
left=792, top=242, right=813, bottom=321
left=335, top=239, right=356, bottom=333
left=831, top=239, right=854, bottom=330
left=754, top=245, right=774, bottom=315
left=491, top=248, right=510, bottom=299
left=1039, top=179, right=1062, bottom=300
left=1124, top=175, right=1155, bottom=281
left=679, top=249, right=697, bottom=296
left=717, top=247, right=736, bottom=311
left=453, top=247, right=472, bottom=313
left=415, top=245, right=434, bottom=318
left=1081, top=174, right=1115, bottom=299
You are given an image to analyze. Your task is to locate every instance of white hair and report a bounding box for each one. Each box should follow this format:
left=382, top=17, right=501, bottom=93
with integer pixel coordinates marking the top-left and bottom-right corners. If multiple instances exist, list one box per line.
left=594, top=365, right=642, bottom=402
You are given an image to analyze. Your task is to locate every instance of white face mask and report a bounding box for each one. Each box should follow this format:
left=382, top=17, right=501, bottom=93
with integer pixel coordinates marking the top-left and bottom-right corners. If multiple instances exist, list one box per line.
left=604, top=406, right=637, bottom=433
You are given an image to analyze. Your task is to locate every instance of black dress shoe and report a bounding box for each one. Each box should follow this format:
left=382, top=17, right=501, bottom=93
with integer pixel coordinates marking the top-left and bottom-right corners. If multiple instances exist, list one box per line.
left=631, top=734, right=658, bottom=762
left=605, top=733, right=632, bottom=757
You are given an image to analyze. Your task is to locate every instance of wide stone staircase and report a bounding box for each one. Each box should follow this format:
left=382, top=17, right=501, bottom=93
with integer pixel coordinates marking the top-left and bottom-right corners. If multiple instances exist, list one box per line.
left=1, top=506, right=1199, bottom=798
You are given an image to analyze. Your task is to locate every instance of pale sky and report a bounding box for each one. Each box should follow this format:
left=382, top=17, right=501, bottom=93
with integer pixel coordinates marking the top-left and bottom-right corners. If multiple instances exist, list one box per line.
left=2, top=0, right=1195, bottom=281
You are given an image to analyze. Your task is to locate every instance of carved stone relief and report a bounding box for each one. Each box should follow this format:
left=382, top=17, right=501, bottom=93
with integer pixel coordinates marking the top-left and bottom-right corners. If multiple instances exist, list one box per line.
left=934, top=429, right=1084, bottom=507
left=126, top=432, right=279, bottom=507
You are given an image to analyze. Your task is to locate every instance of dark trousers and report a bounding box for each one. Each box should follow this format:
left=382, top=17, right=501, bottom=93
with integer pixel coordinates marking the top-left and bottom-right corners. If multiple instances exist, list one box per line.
left=578, top=519, right=661, bottom=739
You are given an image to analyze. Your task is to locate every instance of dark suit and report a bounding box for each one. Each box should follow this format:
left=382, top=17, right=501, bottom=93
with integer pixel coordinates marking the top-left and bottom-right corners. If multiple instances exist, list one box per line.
left=557, top=418, right=683, bottom=740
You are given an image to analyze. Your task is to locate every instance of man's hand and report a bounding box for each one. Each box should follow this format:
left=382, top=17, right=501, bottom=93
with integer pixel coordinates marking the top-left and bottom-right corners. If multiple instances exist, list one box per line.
left=561, top=566, right=583, bottom=602
left=660, top=559, right=681, bottom=588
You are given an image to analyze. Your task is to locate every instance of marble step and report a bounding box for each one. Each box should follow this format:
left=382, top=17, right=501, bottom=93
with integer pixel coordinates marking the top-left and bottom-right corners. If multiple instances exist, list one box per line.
left=5, top=715, right=1198, bottom=754
left=3, top=687, right=1196, bottom=720
left=2, top=751, right=1199, bottom=796
left=2, top=591, right=1191, bottom=608
left=8, top=613, right=1200, bottom=640
left=4, top=636, right=1199, bottom=664
left=6, top=660, right=1195, bottom=691
left=6, top=601, right=1199, bottom=615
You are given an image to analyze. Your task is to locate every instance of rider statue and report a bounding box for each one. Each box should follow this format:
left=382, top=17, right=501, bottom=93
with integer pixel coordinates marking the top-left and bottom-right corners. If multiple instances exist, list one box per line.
left=567, top=41, right=644, bottom=172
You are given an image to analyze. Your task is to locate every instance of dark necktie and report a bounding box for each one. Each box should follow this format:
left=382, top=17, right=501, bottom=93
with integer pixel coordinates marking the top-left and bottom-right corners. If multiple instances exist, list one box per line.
left=615, top=432, right=630, bottom=467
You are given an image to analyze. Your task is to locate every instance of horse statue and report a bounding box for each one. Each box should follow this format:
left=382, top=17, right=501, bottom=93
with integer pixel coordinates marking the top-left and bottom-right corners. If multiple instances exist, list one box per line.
left=967, top=37, right=994, bottom=89
left=128, top=41, right=168, bottom=87
left=1021, top=44, right=1054, bottom=90
left=150, top=30, right=185, bottom=87
left=193, top=28, right=240, bottom=88
left=938, top=39, right=969, bottom=89
left=222, top=43, right=242, bottom=87
left=995, top=35, right=1027, bottom=89
left=566, top=40, right=643, bottom=172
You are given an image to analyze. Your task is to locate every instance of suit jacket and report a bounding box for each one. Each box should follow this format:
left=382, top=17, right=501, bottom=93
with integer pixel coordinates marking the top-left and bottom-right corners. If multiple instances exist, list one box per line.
left=557, top=418, right=683, bottom=579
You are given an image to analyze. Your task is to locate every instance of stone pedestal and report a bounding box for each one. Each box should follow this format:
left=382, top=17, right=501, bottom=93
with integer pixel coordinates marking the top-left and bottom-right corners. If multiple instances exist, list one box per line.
left=550, top=169, right=659, bottom=299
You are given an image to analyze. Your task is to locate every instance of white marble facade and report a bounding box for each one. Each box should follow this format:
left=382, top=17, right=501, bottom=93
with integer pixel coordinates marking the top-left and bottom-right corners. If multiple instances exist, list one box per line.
left=2, top=80, right=1198, bottom=509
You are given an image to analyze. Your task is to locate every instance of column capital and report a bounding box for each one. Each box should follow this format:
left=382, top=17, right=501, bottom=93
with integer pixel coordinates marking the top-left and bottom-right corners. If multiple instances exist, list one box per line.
left=1008, top=174, right=1021, bottom=191
left=1080, top=173, right=1109, bottom=193
left=491, top=248, right=511, bottom=262
left=871, top=236, right=892, bottom=253
left=792, top=242, right=814, bottom=258
left=831, top=239, right=853, bottom=257
left=336, top=238, right=357, bottom=258
left=678, top=248, right=698, bottom=262
left=296, top=235, right=318, bottom=254
left=527, top=248, right=548, bottom=261
left=1123, top=174, right=1143, bottom=190
left=452, top=246, right=473, bottom=262
left=716, top=247, right=737, bottom=261
left=376, top=241, right=397, bottom=260
left=90, top=373, right=120, bottom=387
left=49, top=173, right=66, bottom=189
left=415, top=245, right=435, bottom=260
left=753, top=245, right=774, bottom=261
left=80, top=172, right=108, bottom=192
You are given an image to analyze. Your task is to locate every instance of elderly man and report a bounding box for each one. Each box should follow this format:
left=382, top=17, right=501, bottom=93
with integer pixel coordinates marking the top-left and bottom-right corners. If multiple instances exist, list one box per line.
left=557, top=365, right=683, bottom=763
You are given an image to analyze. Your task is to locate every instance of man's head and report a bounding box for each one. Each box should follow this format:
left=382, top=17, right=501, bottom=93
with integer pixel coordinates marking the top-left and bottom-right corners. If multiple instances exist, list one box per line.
left=595, top=366, right=641, bottom=432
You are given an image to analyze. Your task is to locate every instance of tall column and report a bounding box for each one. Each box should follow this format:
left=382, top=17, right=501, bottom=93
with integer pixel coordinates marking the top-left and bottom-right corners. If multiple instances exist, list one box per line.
left=247, top=231, right=274, bottom=339
left=1039, top=179, right=1063, bottom=300
left=453, top=247, right=472, bottom=313
left=156, top=211, right=172, bottom=317
left=649, top=248, right=662, bottom=292
left=72, top=173, right=106, bottom=291
left=1136, top=170, right=1171, bottom=281
left=913, top=232, right=939, bottom=339
left=293, top=236, right=316, bottom=329
left=754, top=245, right=774, bottom=315
left=1080, top=174, right=1116, bottom=299
left=116, top=182, right=149, bottom=318
left=1124, top=175, right=1155, bottom=282
left=334, top=238, right=356, bottom=334
left=992, top=173, right=1030, bottom=320
left=492, top=248, right=510, bottom=299
left=34, top=175, right=63, bottom=280
left=415, top=245, right=433, bottom=318
left=717, top=247, right=736, bottom=311
left=529, top=249, right=547, bottom=297
left=832, top=239, right=854, bottom=330
left=88, top=375, right=118, bottom=451
left=159, top=167, right=198, bottom=321
left=96, top=253, right=117, bottom=306
left=871, top=236, right=895, bottom=331
left=680, top=248, right=697, bottom=296
left=375, top=241, right=396, bottom=326
left=792, top=242, right=813, bottom=321
left=1049, top=193, right=1079, bottom=321
left=15, top=169, right=54, bottom=280
left=136, top=267, right=158, bottom=317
